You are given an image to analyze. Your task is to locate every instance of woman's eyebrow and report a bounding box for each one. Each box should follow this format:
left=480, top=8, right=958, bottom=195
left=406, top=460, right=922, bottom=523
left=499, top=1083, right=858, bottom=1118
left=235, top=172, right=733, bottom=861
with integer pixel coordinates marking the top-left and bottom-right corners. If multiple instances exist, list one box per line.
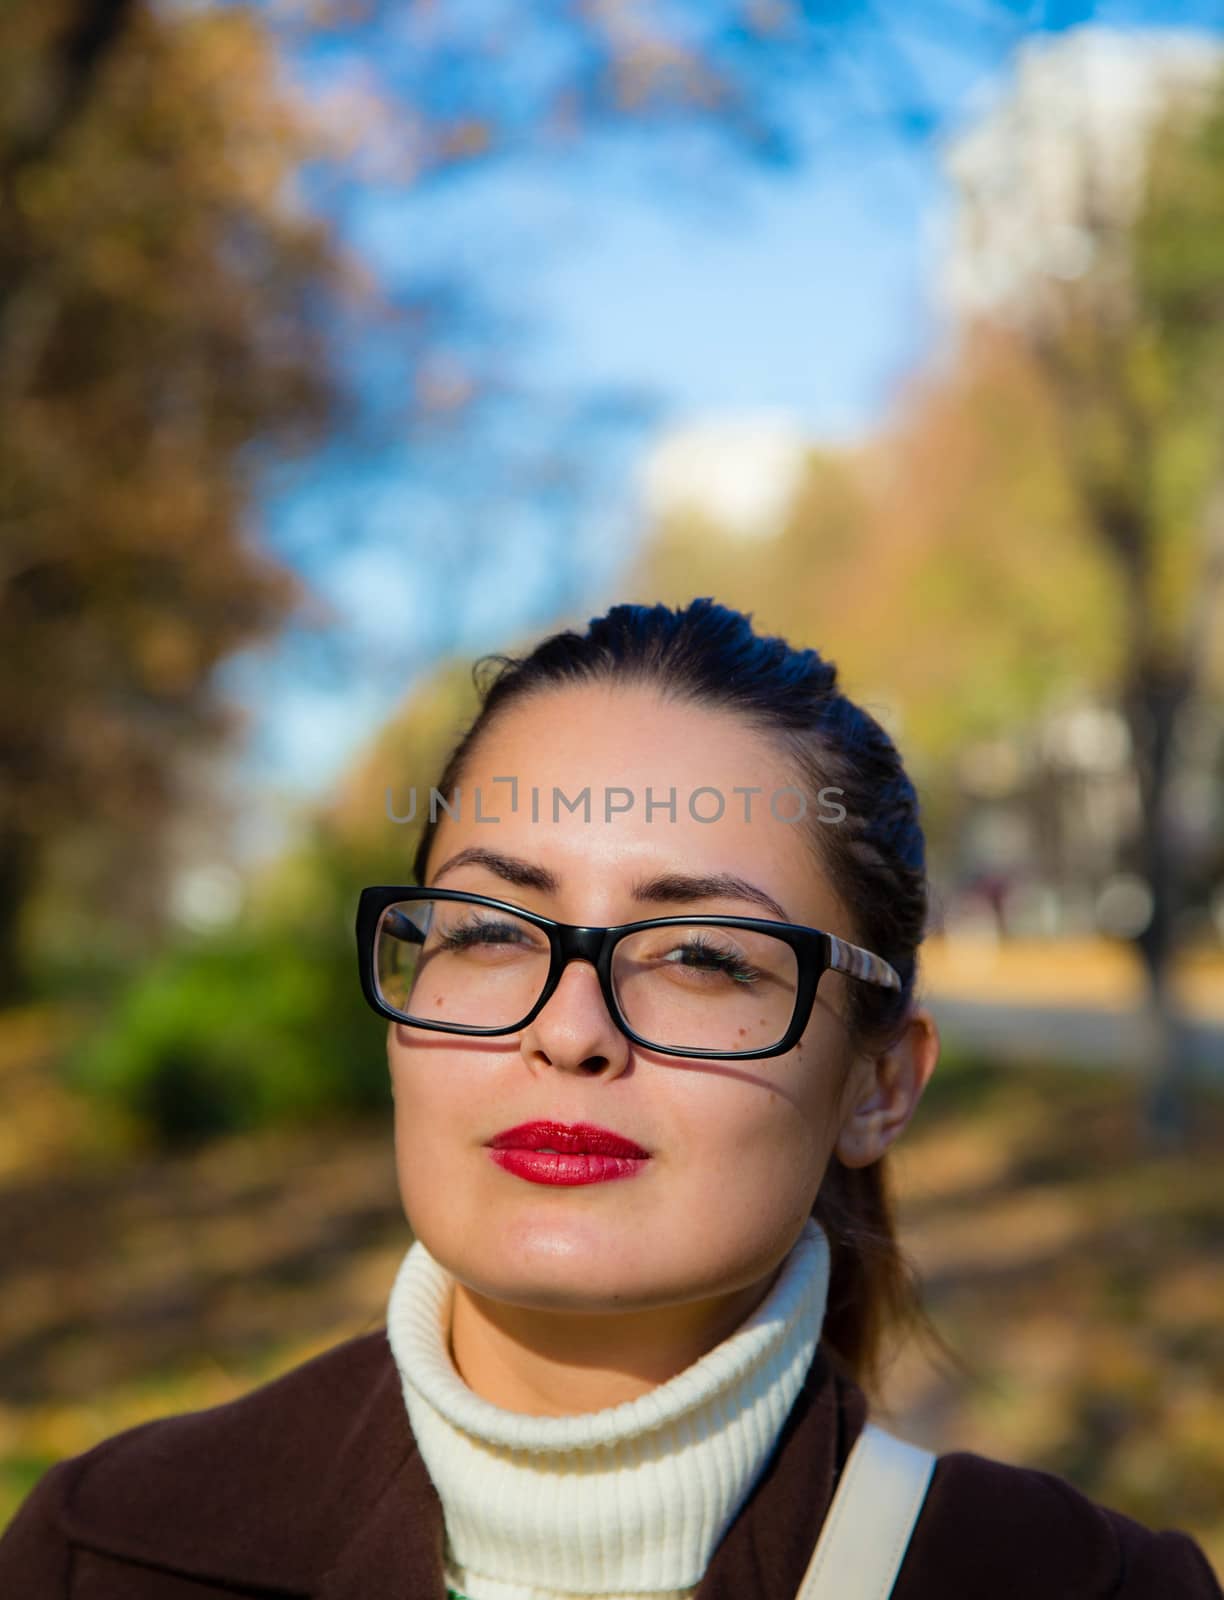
left=631, top=871, right=791, bottom=924
left=431, top=847, right=556, bottom=892
left=430, top=848, right=791, bottom=923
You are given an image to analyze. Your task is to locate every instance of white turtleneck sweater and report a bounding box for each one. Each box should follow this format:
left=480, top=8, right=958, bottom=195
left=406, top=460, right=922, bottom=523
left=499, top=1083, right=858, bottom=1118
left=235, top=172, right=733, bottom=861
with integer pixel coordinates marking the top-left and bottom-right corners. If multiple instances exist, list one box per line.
left=384, top=1217, right=832, bottom=1600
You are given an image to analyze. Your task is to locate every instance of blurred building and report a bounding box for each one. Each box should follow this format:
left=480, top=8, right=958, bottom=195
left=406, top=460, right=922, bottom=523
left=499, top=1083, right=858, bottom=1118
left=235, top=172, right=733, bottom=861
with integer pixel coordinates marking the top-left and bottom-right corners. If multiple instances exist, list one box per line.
left=947, top=695, right=1223, bottom=945
left=939, top=25, right=1224, bottom=327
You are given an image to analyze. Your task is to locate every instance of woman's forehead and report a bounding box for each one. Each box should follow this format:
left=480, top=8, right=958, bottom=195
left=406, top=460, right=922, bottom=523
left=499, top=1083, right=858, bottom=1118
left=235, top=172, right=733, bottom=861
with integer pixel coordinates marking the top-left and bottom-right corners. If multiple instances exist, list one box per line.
left=427, top=687, right=846, bottom=929
left=472, top=681, right=784, bottom=775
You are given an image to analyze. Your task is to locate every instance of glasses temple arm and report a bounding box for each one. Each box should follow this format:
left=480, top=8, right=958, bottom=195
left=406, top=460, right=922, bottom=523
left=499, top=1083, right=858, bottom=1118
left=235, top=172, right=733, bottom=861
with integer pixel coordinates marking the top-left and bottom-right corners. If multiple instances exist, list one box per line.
left=826, top=933, right=903, bottom=991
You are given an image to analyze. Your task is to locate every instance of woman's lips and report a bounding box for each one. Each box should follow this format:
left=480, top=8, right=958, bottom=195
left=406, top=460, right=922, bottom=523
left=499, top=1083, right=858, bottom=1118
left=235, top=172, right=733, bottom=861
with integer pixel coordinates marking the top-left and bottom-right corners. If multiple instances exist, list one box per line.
left=486, top=1148, right=650, bottom=1186
left=486, top=1120, right=651, bottom=1158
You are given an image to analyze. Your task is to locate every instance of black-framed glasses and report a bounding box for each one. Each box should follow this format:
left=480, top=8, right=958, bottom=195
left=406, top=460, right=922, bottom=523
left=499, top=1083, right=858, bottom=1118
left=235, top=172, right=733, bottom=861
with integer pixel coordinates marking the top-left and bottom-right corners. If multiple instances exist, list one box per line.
left=356, top=886, right=902, bottom=1062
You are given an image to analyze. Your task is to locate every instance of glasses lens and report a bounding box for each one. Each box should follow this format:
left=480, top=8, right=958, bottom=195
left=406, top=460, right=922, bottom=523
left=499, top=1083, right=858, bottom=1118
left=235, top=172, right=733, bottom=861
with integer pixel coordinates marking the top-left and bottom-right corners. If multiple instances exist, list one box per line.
left=375, top=896, right=551, bottom=1028
left=612, top=922, right=799, bottom=1054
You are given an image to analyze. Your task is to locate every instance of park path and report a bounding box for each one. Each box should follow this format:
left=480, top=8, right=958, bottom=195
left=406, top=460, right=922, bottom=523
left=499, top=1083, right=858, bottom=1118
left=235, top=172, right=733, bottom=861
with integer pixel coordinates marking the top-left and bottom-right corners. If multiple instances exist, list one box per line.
left=922, top=935, right=1224, bottom=1072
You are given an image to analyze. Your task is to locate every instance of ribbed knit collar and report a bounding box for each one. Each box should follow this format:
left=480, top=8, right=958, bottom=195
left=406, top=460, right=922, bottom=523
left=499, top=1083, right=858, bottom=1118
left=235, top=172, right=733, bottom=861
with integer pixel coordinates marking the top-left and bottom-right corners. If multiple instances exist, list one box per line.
left=385, top=1218, right=831, bottom=1600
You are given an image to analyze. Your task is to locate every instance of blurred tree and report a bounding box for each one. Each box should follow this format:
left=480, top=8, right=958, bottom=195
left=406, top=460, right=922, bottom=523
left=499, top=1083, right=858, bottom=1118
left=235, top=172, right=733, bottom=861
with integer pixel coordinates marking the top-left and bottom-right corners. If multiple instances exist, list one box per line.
left=942, top=58, right=1224, bottom=1139
left=268, top=0, right=1023, bottom=181
left=0, top=0, right=135, bottom=201
left=319, top=655, right=483, bottom=871
left=809, top=330, right=1123, bottom=763
left=0, top=0, right=344, bottom=1001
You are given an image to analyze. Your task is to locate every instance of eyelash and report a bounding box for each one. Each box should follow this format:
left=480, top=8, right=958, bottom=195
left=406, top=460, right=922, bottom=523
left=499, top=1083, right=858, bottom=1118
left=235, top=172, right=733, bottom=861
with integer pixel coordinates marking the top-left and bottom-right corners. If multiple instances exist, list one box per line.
left=439, top=920, right=531, bottom=948
left=666, top=934, right=760, bottom=983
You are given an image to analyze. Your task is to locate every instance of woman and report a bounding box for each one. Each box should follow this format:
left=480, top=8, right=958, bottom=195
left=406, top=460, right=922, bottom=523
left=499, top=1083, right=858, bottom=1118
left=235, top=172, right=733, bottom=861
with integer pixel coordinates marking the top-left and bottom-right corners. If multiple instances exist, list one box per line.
left=2, top=598, right=1219, bottom=1598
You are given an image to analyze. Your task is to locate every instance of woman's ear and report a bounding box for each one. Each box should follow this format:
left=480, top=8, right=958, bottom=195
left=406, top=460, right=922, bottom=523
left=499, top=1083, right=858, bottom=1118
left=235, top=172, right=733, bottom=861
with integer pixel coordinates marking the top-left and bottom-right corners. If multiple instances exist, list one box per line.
left=834, top=1007, right=940, bottom=1169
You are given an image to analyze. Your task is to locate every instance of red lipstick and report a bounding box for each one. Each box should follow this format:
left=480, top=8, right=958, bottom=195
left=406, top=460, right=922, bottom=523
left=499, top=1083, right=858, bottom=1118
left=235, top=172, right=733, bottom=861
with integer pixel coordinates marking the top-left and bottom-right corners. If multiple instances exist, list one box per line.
left=487, top=1121, right=650, bottom=1156
left=485, top=1121, right=651, bottom=1187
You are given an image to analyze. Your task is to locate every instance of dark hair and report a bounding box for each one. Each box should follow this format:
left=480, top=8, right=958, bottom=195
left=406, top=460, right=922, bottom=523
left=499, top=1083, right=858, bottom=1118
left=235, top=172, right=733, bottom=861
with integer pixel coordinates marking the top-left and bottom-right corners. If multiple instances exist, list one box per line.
left=412, top=598, right=958, bottom=1403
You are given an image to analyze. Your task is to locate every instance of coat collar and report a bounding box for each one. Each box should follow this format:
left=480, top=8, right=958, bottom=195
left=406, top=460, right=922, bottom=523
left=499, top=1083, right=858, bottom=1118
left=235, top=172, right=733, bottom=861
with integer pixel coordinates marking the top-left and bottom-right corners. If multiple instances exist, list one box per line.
left=58, top=1329, right=865, bottom=1598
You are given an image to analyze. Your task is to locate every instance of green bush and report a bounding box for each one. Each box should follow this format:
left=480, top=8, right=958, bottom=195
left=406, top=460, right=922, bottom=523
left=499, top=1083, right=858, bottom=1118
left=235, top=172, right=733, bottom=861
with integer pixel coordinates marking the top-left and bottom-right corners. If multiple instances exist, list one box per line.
left=62, top=915, right=389, bottom=1148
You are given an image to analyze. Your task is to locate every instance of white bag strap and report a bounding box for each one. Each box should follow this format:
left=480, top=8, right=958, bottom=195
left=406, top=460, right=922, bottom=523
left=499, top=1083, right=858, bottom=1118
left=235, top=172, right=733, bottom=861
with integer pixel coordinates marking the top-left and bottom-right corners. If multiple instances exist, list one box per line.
left=795, top=1422, right=936, bottom=1600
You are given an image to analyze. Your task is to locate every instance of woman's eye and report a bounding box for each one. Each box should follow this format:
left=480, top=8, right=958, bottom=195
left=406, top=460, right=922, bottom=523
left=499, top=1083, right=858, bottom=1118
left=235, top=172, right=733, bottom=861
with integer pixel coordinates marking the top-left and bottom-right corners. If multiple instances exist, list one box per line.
left=439, top=920, right=526, bottom=948
left=665, top=940, right=759, bottom=982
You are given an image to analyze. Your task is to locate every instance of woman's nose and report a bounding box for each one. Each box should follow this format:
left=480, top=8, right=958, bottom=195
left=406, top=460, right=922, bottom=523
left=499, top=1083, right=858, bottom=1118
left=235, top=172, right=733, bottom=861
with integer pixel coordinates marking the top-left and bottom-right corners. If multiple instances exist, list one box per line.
left=518, top=959, right=630, bottom=1073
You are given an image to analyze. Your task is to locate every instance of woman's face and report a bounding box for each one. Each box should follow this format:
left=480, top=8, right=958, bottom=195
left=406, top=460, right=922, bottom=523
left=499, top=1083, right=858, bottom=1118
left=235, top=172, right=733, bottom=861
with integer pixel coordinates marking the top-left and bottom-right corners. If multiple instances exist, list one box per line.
left=386, top=682, right=890, bottom=1393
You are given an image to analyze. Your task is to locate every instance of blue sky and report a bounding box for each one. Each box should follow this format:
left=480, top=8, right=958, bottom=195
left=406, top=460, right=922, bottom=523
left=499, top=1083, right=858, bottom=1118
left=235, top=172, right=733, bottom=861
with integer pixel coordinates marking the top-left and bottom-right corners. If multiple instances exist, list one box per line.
left=214, top=6, right=1224, bottom=871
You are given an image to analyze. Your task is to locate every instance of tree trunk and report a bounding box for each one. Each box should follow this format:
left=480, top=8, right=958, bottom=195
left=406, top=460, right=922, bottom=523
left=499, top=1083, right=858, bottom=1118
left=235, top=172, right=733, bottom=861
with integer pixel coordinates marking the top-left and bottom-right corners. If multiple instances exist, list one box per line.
left=0, top=0, right=138, bottom=186
left=0, top=826, right=40, bottom=1009
left=1122, top=663, right=1193, bottom=1147
left=0, top=0, right=138, bottom=366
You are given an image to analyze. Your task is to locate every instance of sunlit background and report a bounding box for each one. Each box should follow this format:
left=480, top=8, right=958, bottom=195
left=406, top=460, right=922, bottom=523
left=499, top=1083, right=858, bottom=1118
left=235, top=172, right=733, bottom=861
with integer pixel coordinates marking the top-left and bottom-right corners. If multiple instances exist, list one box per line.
left=1, top=0, right=1222, bottom=1570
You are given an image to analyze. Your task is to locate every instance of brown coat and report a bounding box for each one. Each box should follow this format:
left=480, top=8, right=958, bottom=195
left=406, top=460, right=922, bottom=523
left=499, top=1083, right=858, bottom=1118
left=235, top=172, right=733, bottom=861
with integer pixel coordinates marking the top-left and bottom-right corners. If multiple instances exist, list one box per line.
left=1, top=1330, right=1219, bottom=1598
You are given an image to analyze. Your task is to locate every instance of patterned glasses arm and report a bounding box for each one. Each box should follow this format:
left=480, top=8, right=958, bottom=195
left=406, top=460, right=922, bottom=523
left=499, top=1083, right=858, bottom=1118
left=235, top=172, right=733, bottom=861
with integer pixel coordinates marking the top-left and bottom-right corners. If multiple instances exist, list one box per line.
left=826, top=933, right=903, bottom=991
